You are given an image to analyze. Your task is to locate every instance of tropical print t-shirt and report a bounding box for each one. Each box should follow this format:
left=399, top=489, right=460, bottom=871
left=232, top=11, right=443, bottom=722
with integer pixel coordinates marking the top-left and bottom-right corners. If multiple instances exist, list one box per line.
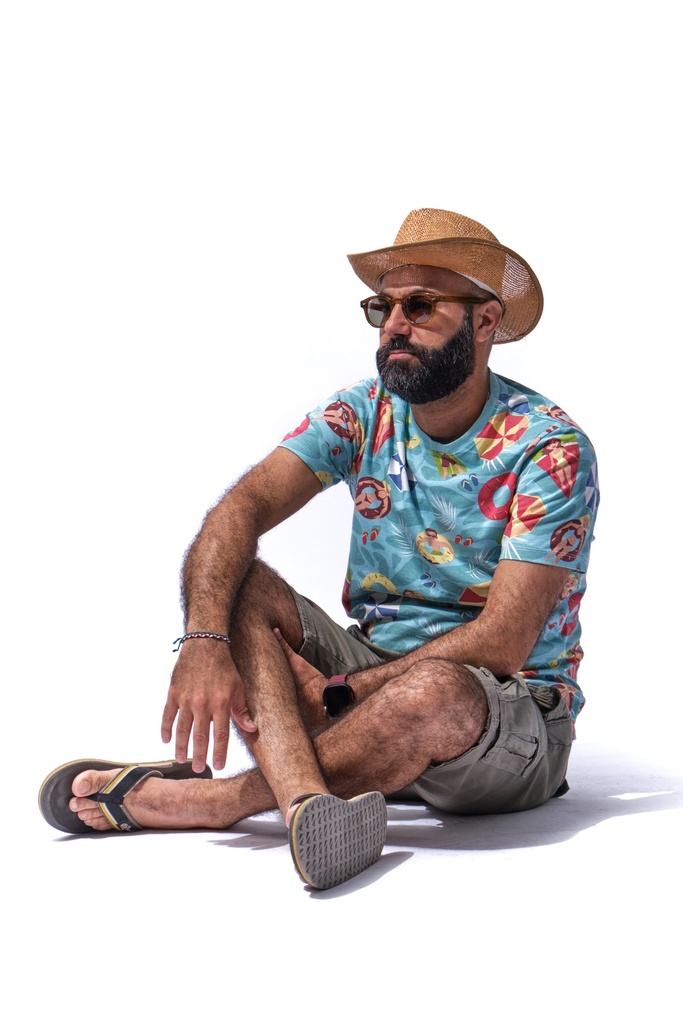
left=279, top=371, right=599, bottom=720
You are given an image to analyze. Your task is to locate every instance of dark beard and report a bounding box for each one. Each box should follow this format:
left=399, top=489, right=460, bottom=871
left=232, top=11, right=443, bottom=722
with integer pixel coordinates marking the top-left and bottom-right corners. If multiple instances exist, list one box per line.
left=375, top=306, right=475, bottom=404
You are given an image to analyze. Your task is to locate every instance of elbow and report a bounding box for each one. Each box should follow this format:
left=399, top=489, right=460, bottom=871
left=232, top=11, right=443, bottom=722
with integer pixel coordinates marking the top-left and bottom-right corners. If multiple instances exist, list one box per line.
left=492, top=655, right=527, bottom=677
left=481, top=645, right=532, bottom=678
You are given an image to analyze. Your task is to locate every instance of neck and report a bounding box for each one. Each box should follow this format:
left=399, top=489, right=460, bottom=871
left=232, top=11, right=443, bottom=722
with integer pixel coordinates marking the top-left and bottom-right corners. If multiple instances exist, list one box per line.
left=410, top=368, right=491, bottom=444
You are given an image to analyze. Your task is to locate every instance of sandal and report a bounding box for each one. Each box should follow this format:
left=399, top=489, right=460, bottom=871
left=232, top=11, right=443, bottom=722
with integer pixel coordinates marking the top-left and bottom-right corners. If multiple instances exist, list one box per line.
left=39, top=758, right=213, bottom=834
left=288, top=791, right=386, bottom=890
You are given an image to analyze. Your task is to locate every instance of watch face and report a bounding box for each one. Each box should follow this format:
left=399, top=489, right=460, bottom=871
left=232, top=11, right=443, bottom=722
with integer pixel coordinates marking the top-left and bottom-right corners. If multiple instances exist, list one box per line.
left=323, top=682, right=354, bottom=719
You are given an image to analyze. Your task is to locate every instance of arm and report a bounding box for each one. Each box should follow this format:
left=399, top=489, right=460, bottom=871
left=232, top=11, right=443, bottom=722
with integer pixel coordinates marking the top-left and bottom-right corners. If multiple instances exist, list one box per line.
left=161, top=447, right=322, bottom=771
left=349, top=559, right=572, bottom=695
left=277, top=560, right=572, bottom=726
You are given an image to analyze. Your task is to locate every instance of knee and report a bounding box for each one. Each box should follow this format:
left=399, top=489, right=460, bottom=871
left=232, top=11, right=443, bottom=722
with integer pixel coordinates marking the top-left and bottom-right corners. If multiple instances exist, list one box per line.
left=381, top=659, right=488, bottom=756
left=231, top=559, right=303, bottom=645
left=385, top=655, right=475, bottom=712
left=395, top=658, right=487, bottom=720
left=233, top=560, right=284, bottom=620
left=400, top=658, right=475, bottom=697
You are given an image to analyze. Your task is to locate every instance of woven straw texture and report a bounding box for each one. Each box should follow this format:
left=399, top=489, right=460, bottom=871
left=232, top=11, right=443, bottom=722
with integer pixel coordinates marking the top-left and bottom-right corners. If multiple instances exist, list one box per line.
left=348, top=208, right=543, bottom=343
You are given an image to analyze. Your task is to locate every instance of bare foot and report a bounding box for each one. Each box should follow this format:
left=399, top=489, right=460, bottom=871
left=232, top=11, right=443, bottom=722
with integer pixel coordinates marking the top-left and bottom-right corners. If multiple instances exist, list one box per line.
left=69, top=767, right=248, bottom=831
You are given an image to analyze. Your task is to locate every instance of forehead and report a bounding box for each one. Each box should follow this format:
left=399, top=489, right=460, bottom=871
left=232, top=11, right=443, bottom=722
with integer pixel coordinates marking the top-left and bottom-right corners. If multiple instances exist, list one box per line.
left=378, top=264, right=473, bottom=293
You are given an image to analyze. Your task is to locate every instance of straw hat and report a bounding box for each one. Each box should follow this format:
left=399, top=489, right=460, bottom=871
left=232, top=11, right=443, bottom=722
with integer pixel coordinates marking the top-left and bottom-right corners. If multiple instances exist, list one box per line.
left=347, top=208, right=543, bottom=343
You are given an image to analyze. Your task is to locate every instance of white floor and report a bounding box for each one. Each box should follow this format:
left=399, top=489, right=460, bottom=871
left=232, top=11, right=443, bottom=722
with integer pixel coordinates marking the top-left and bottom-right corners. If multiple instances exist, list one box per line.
left=12, top=714, right=682, bottom=1024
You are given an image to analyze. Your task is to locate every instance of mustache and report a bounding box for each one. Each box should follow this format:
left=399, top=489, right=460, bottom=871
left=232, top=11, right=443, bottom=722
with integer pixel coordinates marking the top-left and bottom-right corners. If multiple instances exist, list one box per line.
left=377, top=336, right=425, bottom=361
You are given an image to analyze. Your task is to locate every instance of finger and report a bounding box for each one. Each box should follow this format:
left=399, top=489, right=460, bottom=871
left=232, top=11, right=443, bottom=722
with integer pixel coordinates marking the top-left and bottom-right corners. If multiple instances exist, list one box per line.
left=273, top=627, right=313, bottom=680
left=231, top=700, right=257, bottom=734
left=230, top=678, right=257, bottom=734
left=211, top=709, right=232, bottom=772
left=273, top=626, right=293, bottom=655
left=190, top=713, right=211, bottom=773
left=273, top=627, right=304, bottom=669
left=160, top=697, right=179, bottom=744
left=174, top=708, right=194, bottom=764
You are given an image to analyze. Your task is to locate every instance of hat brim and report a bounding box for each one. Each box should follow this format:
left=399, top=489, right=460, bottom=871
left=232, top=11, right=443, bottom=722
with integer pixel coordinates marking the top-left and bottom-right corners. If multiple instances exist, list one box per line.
left=347, top=236, right=543, bottom=343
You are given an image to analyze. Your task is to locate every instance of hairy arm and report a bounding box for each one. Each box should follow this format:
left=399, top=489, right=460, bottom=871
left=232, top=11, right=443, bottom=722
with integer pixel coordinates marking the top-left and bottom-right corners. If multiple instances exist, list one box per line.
left=180, top=447, right=321, bottom=633
left=274, top=559, right=572, bottom=732
left=161, top=447, right=322, bottom=771
left=347, top=559, right=572, bottom=697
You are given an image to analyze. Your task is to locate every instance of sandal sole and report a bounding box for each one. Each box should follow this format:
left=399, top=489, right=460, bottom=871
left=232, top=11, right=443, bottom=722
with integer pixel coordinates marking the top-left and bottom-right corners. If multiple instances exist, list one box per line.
left=289, top=792, right=387, bottom=890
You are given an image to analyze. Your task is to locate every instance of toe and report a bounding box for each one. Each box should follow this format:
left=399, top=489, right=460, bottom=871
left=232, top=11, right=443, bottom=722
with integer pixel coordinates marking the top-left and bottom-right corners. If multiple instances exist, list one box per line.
left=71, top=767, right=117, bottom=798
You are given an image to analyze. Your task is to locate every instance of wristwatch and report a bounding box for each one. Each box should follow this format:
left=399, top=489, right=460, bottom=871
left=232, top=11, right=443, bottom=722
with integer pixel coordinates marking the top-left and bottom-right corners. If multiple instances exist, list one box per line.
left=322, top=674, right=356, bottom=719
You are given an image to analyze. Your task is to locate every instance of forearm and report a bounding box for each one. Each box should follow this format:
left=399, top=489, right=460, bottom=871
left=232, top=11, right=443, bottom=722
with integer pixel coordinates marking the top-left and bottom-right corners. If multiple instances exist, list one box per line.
left=347, top=561, right=571, bottom=698
left=347, top=617, right=505, bottom=700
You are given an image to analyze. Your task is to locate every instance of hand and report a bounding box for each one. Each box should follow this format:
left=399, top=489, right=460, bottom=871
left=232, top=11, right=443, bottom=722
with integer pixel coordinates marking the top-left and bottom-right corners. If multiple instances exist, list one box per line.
left=273, top=628, right=329, bottom=732
left=161, top=641, right=257, bottom=773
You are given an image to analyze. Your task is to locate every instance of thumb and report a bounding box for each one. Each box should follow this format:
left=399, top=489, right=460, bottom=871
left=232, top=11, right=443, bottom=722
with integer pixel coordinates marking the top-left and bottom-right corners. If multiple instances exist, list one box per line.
left=230, top=680, right=257, bottom=732
left=232, top=702, right=257, bottom=733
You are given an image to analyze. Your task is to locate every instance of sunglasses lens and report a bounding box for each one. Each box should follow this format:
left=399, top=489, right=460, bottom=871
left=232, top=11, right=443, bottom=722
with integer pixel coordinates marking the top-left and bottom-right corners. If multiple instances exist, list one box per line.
left=404, top=296, right=435, bottom=323
left=365, top=297, right=390, bottom=327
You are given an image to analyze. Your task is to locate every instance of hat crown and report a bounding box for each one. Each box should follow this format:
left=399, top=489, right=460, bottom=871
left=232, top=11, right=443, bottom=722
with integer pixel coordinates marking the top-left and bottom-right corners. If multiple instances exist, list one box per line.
left=394, top=208, right=499, bottom=246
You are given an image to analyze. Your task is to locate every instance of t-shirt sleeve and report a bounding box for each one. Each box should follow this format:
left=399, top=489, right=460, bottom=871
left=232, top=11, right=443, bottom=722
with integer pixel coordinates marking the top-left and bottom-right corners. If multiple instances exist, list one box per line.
left=500, top=430, right=599, bottom=573
left=278, top=382, right=371, bottom=490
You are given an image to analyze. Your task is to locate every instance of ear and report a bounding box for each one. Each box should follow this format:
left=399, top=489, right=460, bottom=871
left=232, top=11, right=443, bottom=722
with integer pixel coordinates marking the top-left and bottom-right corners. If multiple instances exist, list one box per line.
left=473, top=300, right=503, bottom=343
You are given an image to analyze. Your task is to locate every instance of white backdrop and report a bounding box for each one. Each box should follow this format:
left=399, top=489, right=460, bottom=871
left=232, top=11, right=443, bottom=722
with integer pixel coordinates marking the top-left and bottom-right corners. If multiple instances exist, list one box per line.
left=2, top=6, right=681, bottom=1024
left=2, top=0, right=679, bottom=803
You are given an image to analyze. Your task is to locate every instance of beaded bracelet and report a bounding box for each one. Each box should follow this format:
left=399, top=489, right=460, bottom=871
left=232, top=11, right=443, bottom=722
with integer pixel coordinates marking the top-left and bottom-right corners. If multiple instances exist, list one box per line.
left=173, top=632, right=231, bottom=652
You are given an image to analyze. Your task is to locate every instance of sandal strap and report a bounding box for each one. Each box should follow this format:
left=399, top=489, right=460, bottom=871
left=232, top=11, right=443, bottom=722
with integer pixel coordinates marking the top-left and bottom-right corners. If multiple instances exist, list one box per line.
left=90, top=766, right=163, bottom=832
left=289, top=792, right=324, bottom=810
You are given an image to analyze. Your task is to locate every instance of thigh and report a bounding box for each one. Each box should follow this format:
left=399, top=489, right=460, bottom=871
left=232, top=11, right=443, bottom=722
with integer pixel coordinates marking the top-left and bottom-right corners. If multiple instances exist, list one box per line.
left=402, top=669, right=573, bottom=815
left=291, top=589, right=397, bottom=677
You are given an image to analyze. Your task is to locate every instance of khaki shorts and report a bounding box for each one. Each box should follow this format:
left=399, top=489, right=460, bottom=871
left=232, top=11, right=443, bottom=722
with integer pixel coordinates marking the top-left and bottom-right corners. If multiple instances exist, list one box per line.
left=293, top=590, right=573, bottom=815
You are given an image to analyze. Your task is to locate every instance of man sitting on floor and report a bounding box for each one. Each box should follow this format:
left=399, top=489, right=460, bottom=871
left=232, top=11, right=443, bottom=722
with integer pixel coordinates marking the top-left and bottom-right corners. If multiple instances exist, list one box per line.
left=39, top=208, right=599, bottom=891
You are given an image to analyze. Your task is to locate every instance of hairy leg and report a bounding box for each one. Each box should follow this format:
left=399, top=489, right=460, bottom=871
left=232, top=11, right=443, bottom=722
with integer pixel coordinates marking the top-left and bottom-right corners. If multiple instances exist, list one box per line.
left=69, top=765, right=273, bottom=831
left=71, top=560, right=330, bottom=833
left=311, top=657, right=488, bottom=797
left=229, top=559, right=331, bottom=819
left=231, top=562, right=488, bottom=816
left=69, top=656, right=486, bottom=832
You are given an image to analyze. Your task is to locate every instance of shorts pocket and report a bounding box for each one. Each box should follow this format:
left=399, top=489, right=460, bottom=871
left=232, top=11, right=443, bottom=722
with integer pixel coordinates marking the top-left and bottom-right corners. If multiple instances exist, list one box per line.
left=543, top=694, right=573, bottom=749
left=480, top=731, right=541, bottom=778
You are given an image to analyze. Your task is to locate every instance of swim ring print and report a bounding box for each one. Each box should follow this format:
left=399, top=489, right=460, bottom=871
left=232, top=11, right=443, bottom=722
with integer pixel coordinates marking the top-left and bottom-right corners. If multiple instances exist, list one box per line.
left=416, top=528, right=455, bottom=564
left=361, top=572, right=398, bottom=594
left=354, top=477, right=392, bottom=519
left=547, top=515, right=590, bottom=564
left=478, top=472, right=517, bottom=521
left=323, top=400, right=364, bottom=446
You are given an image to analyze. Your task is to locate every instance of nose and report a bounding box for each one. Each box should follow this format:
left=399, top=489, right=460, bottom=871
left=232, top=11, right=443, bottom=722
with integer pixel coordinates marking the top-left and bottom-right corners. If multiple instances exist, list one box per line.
left=381, top=298, right=411, bottom=337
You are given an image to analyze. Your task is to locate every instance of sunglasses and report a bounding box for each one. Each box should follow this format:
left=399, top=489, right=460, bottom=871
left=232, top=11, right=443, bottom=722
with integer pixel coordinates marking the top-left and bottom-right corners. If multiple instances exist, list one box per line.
left=360, top=293, right=484, bottom=328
